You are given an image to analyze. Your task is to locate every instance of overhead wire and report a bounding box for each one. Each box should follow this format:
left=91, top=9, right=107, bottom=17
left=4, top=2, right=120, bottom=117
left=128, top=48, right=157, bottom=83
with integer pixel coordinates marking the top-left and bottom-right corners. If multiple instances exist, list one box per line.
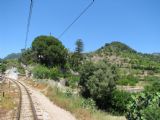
left=58, top=0, right=95, bottom=39
left=24, top=0, right=33, bottom=49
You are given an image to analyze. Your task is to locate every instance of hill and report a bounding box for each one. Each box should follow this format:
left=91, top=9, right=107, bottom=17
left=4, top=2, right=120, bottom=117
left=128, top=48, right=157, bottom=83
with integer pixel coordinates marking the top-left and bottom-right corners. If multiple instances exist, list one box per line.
left=4, top=53, right=21, bottom=60
left=87, top=41, right=160, bottom=79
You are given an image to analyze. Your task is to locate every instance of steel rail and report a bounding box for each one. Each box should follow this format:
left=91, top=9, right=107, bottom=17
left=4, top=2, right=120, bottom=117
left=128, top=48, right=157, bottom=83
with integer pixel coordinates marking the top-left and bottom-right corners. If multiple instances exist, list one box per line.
left=9, top=78, right=38, bottom=120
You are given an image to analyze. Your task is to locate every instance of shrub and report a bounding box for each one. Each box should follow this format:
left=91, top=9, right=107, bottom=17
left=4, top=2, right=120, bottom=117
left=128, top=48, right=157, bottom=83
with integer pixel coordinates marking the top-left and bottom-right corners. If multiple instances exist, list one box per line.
left=66, top=75, right=80, bottom=88
left=32, top=65, right=63, bottom=80
left=81, top=98, right=96, bottom=111
left=0, top=63, right=6, bottom=74
left=126, top=92, right=160, bottom=120
left=79, top=61, right=118, bottom=109
left=111, top=90, right=132, bottom=114
left=32, top=65, right=50, bottom=79
left=143, top=105, right=160, bottom=120
left=50, top=67, right=62, bottom=80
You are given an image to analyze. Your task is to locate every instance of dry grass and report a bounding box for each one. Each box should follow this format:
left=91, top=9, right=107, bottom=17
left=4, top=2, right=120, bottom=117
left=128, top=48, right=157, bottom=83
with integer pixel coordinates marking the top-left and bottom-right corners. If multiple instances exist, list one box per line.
left=26, top=79, right=126, bottom=120
left=0, top=81, right=18, bottom=118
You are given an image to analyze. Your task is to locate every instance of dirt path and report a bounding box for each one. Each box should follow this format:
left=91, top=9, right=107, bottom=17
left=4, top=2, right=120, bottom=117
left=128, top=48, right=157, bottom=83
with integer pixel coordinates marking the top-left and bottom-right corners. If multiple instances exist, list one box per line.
left=21, top=80, right=76, bottom=120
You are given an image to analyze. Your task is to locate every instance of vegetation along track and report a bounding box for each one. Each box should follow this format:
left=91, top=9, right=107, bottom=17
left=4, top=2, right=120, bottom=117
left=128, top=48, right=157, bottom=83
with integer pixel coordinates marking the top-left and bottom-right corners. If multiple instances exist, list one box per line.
left=10, top=79, right=38, bottom=120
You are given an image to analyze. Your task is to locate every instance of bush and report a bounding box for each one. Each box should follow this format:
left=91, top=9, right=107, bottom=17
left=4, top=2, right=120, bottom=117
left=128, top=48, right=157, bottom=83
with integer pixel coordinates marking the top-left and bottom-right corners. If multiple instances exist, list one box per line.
left=126, top=92, right=160, bottom=120
left=50, top=67, right=62, bottom=80
left=32, top=65, right=50, bottom=79
left=66, top=75, right=80, bottom=88
left=17, top=65, right=25, bottom=74
left=0, top=63, right=6, bottom=74
left=143, top=106, right=160, bottom=120
left=81, top=98, right=96, bottom=111
left=32, top=65, right=62, bottom=80
left=79, top=61, right=118, bottom=109
left=111, top=90, right=132, bottom=114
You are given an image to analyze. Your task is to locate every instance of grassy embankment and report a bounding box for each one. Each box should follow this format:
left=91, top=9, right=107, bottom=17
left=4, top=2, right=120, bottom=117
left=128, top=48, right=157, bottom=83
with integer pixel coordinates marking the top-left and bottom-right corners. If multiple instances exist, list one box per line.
left=0, top=80, right=18, bottom=118
left=26, top=78, right=126, bottom=120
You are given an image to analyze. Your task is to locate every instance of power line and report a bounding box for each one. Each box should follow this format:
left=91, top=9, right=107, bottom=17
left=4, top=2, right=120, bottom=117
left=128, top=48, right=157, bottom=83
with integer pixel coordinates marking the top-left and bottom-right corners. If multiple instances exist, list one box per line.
left=25, top=0, right=33, bottom=49
left=58, top=0, right=95, bottom=39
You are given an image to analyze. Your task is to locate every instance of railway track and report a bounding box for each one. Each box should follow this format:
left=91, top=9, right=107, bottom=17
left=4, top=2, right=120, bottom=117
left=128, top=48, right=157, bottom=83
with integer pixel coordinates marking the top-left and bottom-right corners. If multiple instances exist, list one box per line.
left=10, top=79, right=38, bottom=120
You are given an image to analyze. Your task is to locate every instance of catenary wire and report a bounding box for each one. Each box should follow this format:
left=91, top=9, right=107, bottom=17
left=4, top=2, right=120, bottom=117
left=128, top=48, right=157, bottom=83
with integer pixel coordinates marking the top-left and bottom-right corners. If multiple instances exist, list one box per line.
left=58, top=0, right=94, bottom=39
left=25, top=0, right=33, bottom=49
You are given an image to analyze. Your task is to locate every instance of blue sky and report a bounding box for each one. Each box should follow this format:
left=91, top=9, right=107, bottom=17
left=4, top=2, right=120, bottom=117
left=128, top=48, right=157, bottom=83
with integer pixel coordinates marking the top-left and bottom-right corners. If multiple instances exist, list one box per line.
left=0, top=0, right=160, bottom=58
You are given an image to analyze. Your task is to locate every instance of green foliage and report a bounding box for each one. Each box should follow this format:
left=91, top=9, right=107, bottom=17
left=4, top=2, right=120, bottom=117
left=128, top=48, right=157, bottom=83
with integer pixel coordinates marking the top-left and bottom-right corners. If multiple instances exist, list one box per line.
left=32, top=65, right=62, bottom=80
left=32, top=35, right=68, bottom=67
left=0, top=62, right=6, bottom=74
left=69, top=39, right=84, bottom=71
left=81, top=98, right=96, bottom=110
left=143, top=76, right=160, bottom=92
left=17, top=64, right=25, bottom=74
left=32, top=65, right=50, bottom=79
left=95, top=41, right=160, bottom=74
left=145, top=81, right=160, bottom=93
left=66, top=75, right=80, bottom=88
left=117, top=75, right=139, bottom=86
left=143, top=105, right=160, bottom=120
left=126, top=92, right=160, bottom=120
left=19, top=49, right=35, bottom=65
left=0, top=59, right=25, bottom=74
left=75, top=39, right=83, bottom=54
left=49, top=67, right=62, bottom=79
left=144, top=76, right=160, bottom=82
left=79, top=61, right=118, bottom=109
left=111, top=90, right=132, bottom=114
left=97, top=41, right=136, bottom=54
left=69, top=53, right=83, bottom=71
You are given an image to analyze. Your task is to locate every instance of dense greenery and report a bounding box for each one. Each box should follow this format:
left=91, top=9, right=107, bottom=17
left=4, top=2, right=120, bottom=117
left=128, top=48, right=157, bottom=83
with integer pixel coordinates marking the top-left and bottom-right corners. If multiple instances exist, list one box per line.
left=0, top=61, right=6, bottom=74
left=111, top=90, right=132, bottom=114
left=69, top=39, right=84, bottom=71
left=79, top=61, right=118, bottom=109
left=32, top=36, right=68, bottom=67
left=66, top=75, right=80, bottom=88
left=96, top=42, right=160, bottom=72
left=144, top=76, right=160, bottom=92
left=32, top=65, right=62, bottom=80
left=5, top=36, right=160, bottom=119
left=19, top=49, right=35, bottom=65
left=126, top=92, right=160, bottom=120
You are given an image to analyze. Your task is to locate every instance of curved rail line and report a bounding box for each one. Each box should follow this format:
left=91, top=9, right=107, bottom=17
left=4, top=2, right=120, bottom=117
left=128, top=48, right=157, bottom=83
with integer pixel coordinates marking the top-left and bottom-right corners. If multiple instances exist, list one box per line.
left=10, top=79, right=38, bottom=120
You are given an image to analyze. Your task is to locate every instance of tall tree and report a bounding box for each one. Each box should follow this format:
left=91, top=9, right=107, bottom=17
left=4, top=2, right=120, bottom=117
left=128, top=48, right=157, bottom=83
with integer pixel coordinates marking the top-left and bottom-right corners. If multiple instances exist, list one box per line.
left=75, top=39, right=83, bottom=54
left=70, top=39, right=84, bottom=71
left=32, top=35, right=68, bottom=68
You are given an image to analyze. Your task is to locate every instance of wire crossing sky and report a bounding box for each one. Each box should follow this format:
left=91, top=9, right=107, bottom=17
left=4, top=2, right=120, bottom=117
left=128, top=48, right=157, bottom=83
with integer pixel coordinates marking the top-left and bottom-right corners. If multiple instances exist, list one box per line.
left=0, top=0, right=160, bottom=58
left=25, top=0, right=33, bottom=49
left=58, top=0, right=94, bottom=39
